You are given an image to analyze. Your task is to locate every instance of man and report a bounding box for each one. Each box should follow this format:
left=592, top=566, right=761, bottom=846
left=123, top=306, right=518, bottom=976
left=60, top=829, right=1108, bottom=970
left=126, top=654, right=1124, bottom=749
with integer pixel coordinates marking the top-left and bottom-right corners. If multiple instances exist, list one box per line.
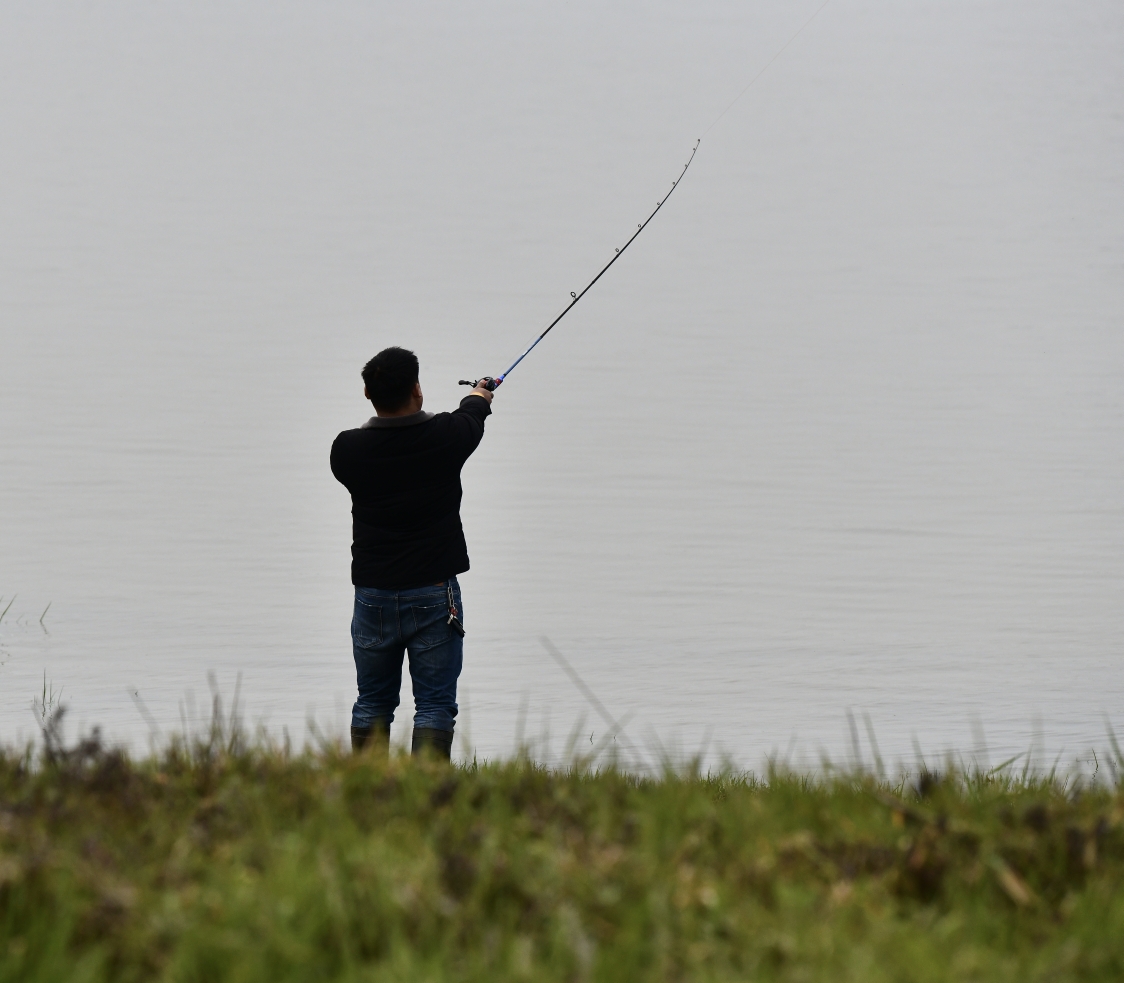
left=330, top=346, right=495, bottom=759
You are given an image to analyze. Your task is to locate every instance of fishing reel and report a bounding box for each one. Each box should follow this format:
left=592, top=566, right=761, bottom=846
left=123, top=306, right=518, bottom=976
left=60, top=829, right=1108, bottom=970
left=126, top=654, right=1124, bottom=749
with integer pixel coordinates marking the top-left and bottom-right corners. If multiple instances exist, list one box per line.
left=458, top=376, right=502, bottom=392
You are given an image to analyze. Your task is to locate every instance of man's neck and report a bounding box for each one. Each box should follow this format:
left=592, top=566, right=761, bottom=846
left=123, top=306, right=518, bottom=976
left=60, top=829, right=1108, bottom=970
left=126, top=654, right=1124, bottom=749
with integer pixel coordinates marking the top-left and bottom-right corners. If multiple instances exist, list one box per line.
left=375, top=400, right=423, bottom=418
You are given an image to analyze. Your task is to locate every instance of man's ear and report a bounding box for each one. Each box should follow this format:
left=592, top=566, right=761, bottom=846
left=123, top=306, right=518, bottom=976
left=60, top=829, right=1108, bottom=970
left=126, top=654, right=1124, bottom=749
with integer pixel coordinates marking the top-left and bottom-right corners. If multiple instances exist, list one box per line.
left=364, top=386, right=371, bottom=401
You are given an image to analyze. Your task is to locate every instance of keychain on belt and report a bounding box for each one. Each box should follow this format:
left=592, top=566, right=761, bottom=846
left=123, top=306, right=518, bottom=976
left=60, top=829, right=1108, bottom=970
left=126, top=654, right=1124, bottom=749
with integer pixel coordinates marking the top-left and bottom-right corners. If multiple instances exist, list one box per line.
left=446, top=583, right=465, bottom=638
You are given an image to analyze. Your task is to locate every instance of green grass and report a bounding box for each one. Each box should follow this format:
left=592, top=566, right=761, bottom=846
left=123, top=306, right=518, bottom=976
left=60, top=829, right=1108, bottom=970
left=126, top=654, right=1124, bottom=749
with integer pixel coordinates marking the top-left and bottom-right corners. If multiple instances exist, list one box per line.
left=1, top=717, right=1122, bottom=982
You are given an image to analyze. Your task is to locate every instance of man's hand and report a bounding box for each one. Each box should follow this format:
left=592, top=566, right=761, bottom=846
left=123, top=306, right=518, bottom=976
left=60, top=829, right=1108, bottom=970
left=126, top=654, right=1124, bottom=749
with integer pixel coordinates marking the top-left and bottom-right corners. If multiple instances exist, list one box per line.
left=467, top=376, right=498, bottom=403
left=459, top=376, right=499, bottom=401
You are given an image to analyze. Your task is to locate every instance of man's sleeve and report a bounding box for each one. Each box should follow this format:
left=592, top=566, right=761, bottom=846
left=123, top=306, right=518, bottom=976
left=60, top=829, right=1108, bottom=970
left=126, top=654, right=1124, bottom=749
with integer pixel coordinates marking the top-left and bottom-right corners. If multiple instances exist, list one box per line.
left=330, top=432, right=350, bottom=487
left=448, top=395, right=492, bottom=462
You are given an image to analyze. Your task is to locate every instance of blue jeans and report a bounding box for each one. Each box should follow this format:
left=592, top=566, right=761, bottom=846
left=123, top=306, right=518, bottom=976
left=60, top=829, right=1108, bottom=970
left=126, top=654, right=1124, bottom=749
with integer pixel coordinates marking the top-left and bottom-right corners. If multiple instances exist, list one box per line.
left=350, top=578, right=463, bottom=734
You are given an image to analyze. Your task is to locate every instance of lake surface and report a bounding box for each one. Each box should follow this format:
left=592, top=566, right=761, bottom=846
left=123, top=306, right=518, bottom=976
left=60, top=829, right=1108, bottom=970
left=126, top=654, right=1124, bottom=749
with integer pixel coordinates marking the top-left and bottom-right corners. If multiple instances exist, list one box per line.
left=2, top=0, right=1121, bottom=772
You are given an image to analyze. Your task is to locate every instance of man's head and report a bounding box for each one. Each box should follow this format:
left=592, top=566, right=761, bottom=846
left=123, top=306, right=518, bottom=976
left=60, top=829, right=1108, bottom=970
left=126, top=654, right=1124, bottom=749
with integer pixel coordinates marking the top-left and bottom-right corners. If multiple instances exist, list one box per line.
left=362, top=347, right=421, bottom=415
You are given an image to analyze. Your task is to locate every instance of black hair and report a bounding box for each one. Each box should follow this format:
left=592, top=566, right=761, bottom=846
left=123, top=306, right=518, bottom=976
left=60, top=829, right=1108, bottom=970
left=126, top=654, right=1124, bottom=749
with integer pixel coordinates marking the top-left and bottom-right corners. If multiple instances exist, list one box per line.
left=362, top=347, right=419, bottom=412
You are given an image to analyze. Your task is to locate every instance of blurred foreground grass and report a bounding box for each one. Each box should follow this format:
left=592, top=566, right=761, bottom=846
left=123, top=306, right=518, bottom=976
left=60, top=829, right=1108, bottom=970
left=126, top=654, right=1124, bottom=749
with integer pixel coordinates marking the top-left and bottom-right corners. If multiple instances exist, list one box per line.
left=1, top=715, right=1122, bottom=982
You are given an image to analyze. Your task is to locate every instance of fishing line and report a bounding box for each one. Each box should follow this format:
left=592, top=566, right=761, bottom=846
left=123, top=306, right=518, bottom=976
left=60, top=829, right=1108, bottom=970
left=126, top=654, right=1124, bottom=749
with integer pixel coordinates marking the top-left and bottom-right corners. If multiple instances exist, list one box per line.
left=703, top=0, right=835, bottom=137
left=460, top=0, right=835, bottom=393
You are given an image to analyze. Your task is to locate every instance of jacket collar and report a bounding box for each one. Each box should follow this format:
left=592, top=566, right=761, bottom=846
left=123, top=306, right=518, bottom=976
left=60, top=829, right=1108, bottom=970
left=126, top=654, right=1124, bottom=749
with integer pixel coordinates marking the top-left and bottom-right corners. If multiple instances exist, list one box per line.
left=360, top=410, right=435, bottom=429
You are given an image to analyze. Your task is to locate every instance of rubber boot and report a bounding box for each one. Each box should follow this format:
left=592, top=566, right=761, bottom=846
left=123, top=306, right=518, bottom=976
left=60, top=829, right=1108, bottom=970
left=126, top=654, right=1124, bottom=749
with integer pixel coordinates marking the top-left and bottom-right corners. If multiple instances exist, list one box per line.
left=351, top=719, right=391, bottom=754
left=411, top=727, right=453, bottom=761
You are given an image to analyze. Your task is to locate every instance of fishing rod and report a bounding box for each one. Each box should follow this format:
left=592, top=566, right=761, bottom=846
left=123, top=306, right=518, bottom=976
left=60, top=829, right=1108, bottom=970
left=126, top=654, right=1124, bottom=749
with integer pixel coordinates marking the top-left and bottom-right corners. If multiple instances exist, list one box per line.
left=459, top=139, right=700, bottom=393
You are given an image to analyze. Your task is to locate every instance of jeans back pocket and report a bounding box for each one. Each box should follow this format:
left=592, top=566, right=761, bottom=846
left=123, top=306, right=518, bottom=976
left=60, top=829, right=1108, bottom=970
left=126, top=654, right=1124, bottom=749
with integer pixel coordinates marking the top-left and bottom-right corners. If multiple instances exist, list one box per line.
left=408, top=601, right=453, bottom=652
left=352, top=597, right=384, bottom=647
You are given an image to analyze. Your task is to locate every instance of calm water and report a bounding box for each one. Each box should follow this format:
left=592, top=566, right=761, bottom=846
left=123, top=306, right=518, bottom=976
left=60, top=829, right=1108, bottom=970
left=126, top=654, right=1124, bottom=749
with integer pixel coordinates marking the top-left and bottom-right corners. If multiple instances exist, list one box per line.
left=2, top=0, right=1121, bottom=771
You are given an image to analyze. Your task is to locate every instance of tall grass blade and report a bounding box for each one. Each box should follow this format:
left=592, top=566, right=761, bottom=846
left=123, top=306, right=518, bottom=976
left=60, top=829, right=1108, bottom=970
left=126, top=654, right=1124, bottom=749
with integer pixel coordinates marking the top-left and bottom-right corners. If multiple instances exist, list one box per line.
left=988, top=752, right=1025, bottom=776
left=541, top=637, right=639, bottom=761
left=862, top=712, right=885, bottom=779
left=845, top=709, right=863, bottom=773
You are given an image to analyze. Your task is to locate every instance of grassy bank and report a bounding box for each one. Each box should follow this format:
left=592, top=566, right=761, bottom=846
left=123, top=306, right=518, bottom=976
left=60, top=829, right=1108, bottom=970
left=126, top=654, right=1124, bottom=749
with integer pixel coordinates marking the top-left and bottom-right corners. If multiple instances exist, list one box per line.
left=1, top=722, right=1122, bottom=982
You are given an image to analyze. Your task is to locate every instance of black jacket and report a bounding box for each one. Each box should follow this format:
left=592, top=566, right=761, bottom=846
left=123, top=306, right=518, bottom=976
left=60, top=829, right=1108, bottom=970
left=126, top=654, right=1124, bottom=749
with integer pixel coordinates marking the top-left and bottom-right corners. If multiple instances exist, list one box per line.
left=330, top=395, right=491, bottom=588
